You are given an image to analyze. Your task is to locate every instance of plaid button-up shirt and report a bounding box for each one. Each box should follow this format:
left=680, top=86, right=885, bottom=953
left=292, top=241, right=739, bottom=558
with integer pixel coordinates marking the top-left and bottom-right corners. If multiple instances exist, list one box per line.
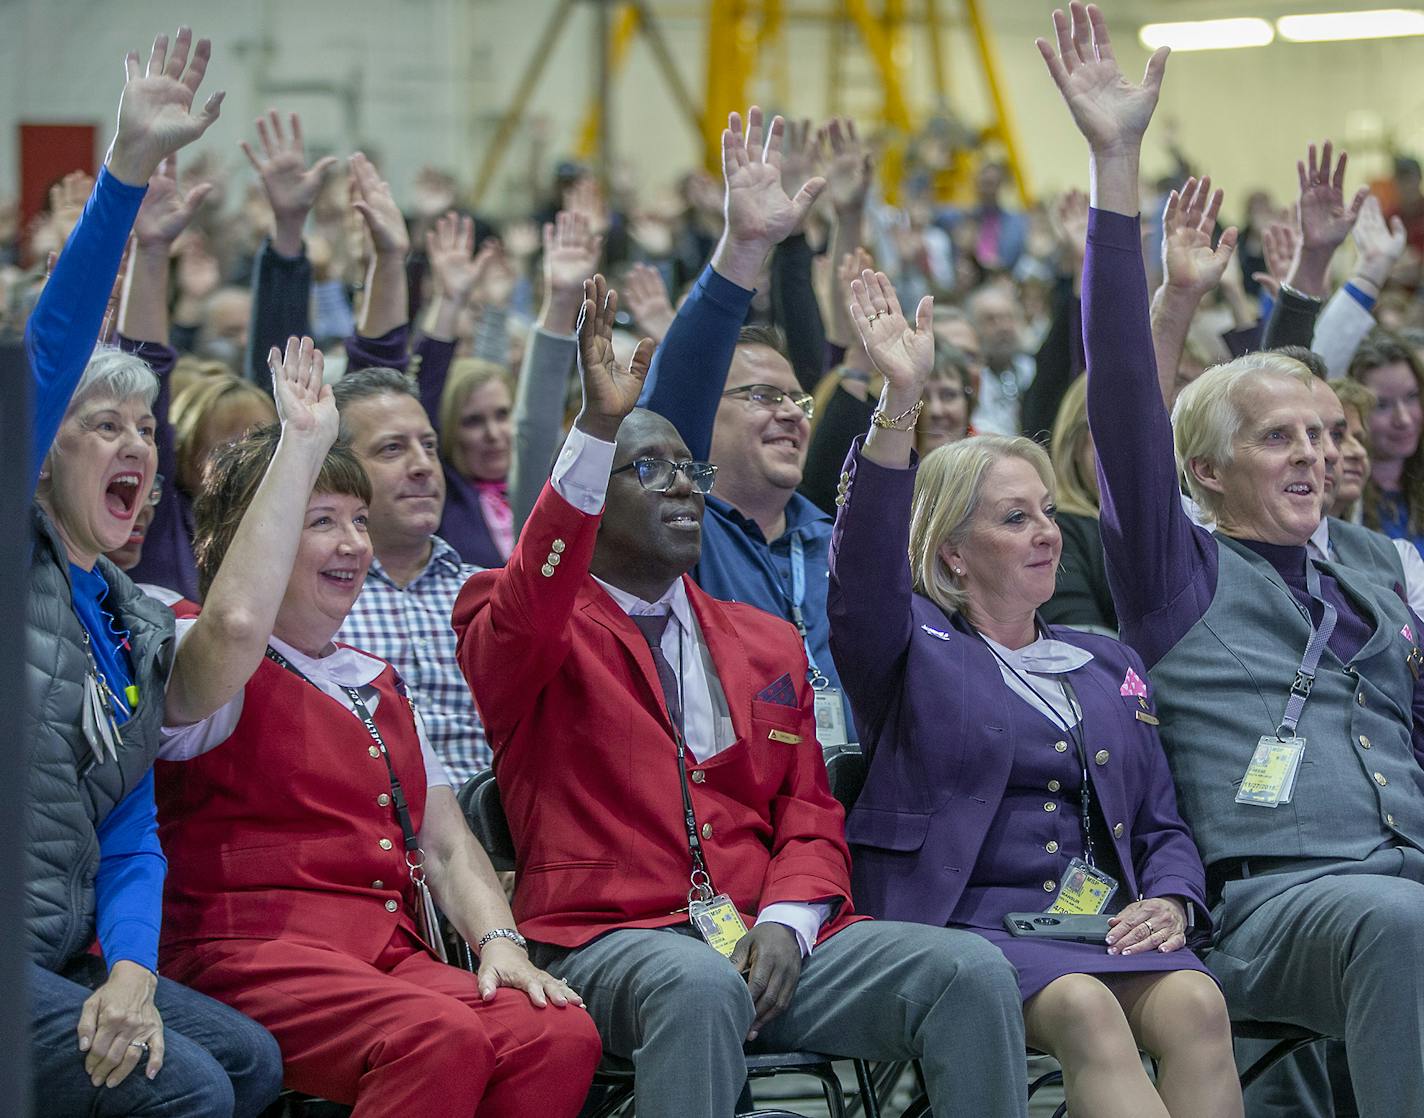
left=338, top=536, right=489, bottom=783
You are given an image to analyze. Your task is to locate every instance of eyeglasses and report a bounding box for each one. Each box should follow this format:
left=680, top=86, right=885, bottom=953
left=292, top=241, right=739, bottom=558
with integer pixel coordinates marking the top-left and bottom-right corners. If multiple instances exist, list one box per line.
left=722, top=383, right=815, bottom=419
left=611, top=457, right=718, bottom=494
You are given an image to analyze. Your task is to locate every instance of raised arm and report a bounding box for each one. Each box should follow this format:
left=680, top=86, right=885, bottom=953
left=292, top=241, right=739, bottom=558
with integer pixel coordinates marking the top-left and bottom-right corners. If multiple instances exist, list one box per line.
left=454, top=277, right=653, bottom=733
left=1040, top=3, right=1212, bottom=658
left=1313, top=196, right=1406, bottom=378
left=769, top=119, right=828, bottom=392
left=827, top=271, right=933, bottom=738
left=350, top=152, right=411, bottom=340
left=822, top=118, right=874, bottom=352
left=639, top=107, right=825, bottom=459
left=1150, top=177, right=1238, bottom=408
left=621, top=263, right=676, bottom=345
left=121, top=153, right=211, bottom=346
left=164, top=337, right=338, bottom=726
left=240, top=111, right=335, bottom=386
left=417, top=212, right=499, bottom=430
left=28, top=25, right=223, bottom=494
left=1286, top=141, right=1368, bottom=301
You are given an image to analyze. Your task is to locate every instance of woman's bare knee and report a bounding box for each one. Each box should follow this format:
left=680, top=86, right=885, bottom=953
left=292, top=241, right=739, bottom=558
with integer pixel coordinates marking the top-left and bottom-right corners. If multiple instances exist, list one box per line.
left=1027, top=974, right=1138, bottom=1065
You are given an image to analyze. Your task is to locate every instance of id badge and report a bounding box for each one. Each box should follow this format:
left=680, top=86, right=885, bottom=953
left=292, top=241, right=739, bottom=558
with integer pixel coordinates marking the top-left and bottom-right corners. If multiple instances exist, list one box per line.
left=1235, top=736, right=1305, bottom=808
left=1048, top=856, right=1119, bottom=915
left=813, top=688, right=848, bottom=747
left=689, top=893, right=749, bottom=957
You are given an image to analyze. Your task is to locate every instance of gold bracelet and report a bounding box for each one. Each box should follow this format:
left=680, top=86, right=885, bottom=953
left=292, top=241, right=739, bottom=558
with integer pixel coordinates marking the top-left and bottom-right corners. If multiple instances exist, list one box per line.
left=871, top=399, right=925, bottom=430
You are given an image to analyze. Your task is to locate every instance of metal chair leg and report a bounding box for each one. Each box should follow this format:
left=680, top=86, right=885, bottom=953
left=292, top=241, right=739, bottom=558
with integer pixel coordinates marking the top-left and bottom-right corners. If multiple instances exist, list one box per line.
left=1239, top=1036, right=1319, bottom=1093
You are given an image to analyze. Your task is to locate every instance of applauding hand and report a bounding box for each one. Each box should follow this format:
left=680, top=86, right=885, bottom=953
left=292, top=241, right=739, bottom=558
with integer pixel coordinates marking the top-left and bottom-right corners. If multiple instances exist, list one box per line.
left=575, top=275, right=654, bottom=441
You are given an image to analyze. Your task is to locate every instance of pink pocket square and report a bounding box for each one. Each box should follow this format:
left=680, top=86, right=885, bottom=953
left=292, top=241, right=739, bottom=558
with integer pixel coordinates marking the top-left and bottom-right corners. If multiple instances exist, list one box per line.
left=1120, top=667, right=1147, bottom=698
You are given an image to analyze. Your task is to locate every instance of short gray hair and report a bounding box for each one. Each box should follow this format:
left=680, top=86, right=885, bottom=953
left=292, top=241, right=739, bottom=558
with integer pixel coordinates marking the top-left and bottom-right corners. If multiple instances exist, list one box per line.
left=69, top=346, right=159, bottom=414
left=331, top=367, right=420, bottom=440
left=1171, top=351, right=1315, bottom=518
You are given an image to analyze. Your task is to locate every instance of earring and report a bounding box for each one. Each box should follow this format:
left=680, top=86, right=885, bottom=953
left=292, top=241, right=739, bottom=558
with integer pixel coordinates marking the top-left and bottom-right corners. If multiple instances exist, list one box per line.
left=953, top=567, right=964, bottom=577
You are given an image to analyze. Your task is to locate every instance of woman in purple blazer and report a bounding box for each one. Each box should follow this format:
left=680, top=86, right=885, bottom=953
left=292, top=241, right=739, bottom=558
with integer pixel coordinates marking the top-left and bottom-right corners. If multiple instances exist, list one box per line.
left=828, top=261, right=1241, bottom=1118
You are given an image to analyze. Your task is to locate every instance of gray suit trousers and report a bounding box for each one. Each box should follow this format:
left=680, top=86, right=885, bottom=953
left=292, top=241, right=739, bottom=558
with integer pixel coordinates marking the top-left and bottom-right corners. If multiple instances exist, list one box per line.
left=1209, top=845, right=1424, bottom=1118
left=535, top=919, right=1028, bottom=1118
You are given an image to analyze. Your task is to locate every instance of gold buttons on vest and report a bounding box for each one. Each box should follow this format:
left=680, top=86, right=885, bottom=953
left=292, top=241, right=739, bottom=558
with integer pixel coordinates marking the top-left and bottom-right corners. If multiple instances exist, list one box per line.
left=1054, top=740, right=1068, bottom=753
left=1048, top=779, right=1061, bottom=792
left=385, top=899, right=399, bottom=912
left=1043, top=880, right=1056, bottom=892
left=1045, top=840, right=1060, bottom=854
left=551, top=539, right=566, bottom=554
left=1374, top=772, right=1388, bottom=787
left=379, top=838, right=393, bottom=851
left=1359, top=734, right=1372, bottom=749
left=372, top=879, right=384, bottom=889
left=547, top=552, right=561, bottom=567
left=701, top=822, right=713, bottom=839
left=1094, top=750, right=1110, bottom=766
left=1044, top=802, right=1057, bottom=813
left=377, top=793, right=391, bottom=807
left=540, top=563, right=555, bottom=578
left=368, top=745, right=381, bottom=758
left=691, top=770, right=706, bottom=783
left=1113, top=822, right=1125, bottom=838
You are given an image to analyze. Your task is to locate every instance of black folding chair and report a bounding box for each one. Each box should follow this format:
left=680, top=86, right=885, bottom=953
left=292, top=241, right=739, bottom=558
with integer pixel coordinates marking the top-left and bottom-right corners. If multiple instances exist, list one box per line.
left=456, top=771, right=882, bottom=1118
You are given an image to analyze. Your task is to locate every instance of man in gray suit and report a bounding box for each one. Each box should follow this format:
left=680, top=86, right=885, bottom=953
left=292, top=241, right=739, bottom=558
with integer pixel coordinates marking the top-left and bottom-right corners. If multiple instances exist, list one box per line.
left=1043, top=6, right=1424, bottom=1114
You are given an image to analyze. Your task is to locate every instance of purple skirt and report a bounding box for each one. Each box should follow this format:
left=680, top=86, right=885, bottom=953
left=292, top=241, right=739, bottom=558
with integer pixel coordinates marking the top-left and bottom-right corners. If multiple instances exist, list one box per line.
left=959, top=925, right=1216, bottom=1002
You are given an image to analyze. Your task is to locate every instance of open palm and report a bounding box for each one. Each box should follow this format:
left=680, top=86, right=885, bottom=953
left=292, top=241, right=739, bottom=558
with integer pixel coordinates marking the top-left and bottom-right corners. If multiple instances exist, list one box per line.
left=576, top=275, right=653, bottom=430
left=849, top=270, right=933, bottom=396
left=1037, top=3, right=1166, bottom=153
left=1161, top=177, right=1238, bottom=297
left=271, top=336, right=338, bottom=446
left=133, top=155, right=211, bottom=249
left=113, top=28, right=223, bottom=183
left=723, top=107, right=825, bottom=246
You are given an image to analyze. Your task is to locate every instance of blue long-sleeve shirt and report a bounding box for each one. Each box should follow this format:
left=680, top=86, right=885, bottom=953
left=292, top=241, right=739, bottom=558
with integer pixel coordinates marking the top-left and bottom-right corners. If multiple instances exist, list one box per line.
left=26, top=166, right=165, bottom=972
left=638, top=265, right=848, bottom=722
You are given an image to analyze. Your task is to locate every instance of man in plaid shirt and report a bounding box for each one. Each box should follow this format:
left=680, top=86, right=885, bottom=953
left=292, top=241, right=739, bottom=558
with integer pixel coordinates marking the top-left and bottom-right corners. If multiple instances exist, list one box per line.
left=333, top=369, right=490, bottom=782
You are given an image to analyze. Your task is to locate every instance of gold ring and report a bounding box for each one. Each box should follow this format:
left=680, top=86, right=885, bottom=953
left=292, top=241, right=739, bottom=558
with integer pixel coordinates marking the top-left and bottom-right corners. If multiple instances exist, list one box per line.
left=1143, top=921, right=1154, bottom=935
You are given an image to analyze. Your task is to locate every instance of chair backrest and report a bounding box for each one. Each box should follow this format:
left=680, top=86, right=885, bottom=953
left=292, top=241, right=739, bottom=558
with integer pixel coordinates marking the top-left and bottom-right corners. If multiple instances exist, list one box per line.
left=824, top=747, right=866, bottom=815
left=456, top=770, right=517, bottom=871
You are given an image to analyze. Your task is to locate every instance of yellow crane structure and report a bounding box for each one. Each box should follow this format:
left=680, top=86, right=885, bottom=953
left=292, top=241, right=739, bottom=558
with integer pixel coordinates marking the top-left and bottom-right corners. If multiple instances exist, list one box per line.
left=471, top=0, right=1031, bottom=208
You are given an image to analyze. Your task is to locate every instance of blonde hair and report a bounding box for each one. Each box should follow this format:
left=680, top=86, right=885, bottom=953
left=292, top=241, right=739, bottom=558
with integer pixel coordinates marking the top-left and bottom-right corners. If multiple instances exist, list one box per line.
left=1170, top=351, right=1314, bottom=519
left=1331, top=378, right=1377, bottom=438
left=1050, top=374, right=1096, bottom=518
left=170, top=374, right=278, bottom=495
left=908, top=434, right=1055, bottom=616
left=438, top=357, right=512, bottom=468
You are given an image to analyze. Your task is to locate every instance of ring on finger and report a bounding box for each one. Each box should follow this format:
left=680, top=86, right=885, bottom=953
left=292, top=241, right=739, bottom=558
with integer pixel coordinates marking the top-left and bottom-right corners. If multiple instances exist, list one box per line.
left=129, top=1040, right=149, bottom=1053
left=1143, top=920, right=1153, bottom=936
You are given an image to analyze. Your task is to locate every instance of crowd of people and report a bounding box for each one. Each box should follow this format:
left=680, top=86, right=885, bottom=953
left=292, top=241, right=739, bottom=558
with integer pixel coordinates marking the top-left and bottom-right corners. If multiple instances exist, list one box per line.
left=23, top=6, right=1424, bottom=1117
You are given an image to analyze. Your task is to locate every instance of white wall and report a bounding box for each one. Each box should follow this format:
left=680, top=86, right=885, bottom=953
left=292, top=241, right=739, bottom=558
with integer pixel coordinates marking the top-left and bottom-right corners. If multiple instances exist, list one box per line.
left=5, top=0, right=1424, bottom=221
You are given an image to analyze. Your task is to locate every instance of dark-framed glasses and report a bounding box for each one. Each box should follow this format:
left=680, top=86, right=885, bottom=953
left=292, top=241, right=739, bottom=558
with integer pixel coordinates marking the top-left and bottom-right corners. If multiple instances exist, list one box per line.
left=611, top=457, right=718, bottom=494
left=722, top=383, right=815, bottom=419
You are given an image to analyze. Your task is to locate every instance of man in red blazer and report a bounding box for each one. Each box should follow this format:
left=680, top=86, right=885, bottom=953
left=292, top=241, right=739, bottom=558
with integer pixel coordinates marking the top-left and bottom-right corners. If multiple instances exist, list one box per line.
left=453, top=277, right=1027, bottom=1118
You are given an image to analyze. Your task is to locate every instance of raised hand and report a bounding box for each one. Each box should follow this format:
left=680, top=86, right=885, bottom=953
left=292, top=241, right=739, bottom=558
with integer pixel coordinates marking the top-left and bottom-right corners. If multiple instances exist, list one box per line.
left=1352, top=192, right=1408, bottom=292
left=575, top=274, right=654, bottom=441
left=714, top=106, right=827, bottom=288
left=621, top=263, right=676, bottom=345
left=1051, top=187, right=1091, bottom=269
left=778, top=118, right=823, bottom=226
left=425, top=211, right=494, bottom=304
left=241, top=111, right=338, bottom=256
left=821, top=117, right=874, bottom=216
left=269, top=335, right=337, bottom=447
left=1296, top=141, right=1369, bottom=256
left=1036, top=3, right=1167, bottom=156
left=544, top=210, right=603, bottom=299
left=108, top=27, right=224, bottom=187
left=1253, top=221, right=1297, bottom=298
left=850, top=268, right=934, bottom=402
left=133, top=154, right=211, bottom=250
left=47, top=170, right=95, bottom=247
left=1160, top=176, right=1238, bottom=298
left=349, top=152, right=410, bottom=258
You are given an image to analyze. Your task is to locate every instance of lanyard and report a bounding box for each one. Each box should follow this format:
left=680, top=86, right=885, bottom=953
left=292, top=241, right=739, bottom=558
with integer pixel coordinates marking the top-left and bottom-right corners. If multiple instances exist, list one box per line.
left=787, top=534, right=830, bottom=689
left=1277, top=559, right=1338, bottom=740
left=661, top=633, right=716, bottom=905
left=979, top=634, right=1100, bottom=869
left=264, top=647, right=424, bottom=865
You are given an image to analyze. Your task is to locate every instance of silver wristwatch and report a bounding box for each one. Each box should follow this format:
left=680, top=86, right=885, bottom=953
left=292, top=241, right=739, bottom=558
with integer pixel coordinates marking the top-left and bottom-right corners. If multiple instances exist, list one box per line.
left=477, top=927, right=528, bottom=953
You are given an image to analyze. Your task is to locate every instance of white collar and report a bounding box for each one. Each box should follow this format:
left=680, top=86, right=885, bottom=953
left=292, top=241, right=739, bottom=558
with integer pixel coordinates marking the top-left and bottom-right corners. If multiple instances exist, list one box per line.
left=982, top=632, right=1093, bottom=675
left=271, top=632, right=384, bottom=688
left=1308, top=518, right=1331, bottom=559
left=593, top=575, right=695, bottom=635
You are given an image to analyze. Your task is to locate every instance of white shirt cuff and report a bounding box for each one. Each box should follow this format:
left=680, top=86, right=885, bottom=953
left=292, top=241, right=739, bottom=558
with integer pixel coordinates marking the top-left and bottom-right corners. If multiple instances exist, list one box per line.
left=755, top=901, right=832, bottom=957
left=550, top=425, right=617, bottom=514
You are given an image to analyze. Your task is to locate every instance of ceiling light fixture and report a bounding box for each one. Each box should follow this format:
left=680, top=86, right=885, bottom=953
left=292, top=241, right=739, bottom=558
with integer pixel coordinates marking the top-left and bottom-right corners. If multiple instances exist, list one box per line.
left=1138, top=17, right=1275, bottom=52
left=1276, top=9, right=1424, bottom=42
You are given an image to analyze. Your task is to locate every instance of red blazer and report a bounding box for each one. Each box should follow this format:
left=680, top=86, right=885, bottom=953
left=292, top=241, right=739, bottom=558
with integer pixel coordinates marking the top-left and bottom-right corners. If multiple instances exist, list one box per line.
left=453, top=482, right=861, bottom=949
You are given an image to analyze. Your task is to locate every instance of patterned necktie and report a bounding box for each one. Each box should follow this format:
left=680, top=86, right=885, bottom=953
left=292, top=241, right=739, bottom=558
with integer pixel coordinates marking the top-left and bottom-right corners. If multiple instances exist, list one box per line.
left=631, top=612, right=684, bottom=734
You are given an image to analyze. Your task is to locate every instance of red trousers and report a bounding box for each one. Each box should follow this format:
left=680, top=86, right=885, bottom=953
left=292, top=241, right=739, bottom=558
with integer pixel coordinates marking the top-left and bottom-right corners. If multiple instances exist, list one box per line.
left=165, top=928, right=602, bottom=1118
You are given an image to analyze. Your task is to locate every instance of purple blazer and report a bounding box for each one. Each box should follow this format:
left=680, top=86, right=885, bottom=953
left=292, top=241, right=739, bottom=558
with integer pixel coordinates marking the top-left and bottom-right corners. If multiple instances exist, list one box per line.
left=827, top=439, right=1208, bottom=930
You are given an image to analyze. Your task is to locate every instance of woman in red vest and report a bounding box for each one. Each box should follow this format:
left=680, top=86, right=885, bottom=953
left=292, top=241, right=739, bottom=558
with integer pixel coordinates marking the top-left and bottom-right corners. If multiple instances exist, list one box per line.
left=152, top=335, right=602, bottom=1117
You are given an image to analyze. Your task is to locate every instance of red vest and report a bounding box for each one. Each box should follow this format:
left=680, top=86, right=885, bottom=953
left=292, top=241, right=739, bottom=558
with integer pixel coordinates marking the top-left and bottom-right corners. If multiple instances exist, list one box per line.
left=156, top=649, right=429, bottom=965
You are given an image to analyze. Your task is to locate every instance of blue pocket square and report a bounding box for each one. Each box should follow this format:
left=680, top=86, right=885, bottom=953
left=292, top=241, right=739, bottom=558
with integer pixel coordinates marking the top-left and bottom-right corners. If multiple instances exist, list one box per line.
left=755, top=674, right=798, bottom=707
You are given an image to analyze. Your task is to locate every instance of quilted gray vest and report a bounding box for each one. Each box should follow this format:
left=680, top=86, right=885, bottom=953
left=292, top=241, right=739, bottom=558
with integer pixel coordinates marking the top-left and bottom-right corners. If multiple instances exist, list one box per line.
left=26, top=509, right=174, bottom=971
left=1149, top=535, right=1424, bottom=871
